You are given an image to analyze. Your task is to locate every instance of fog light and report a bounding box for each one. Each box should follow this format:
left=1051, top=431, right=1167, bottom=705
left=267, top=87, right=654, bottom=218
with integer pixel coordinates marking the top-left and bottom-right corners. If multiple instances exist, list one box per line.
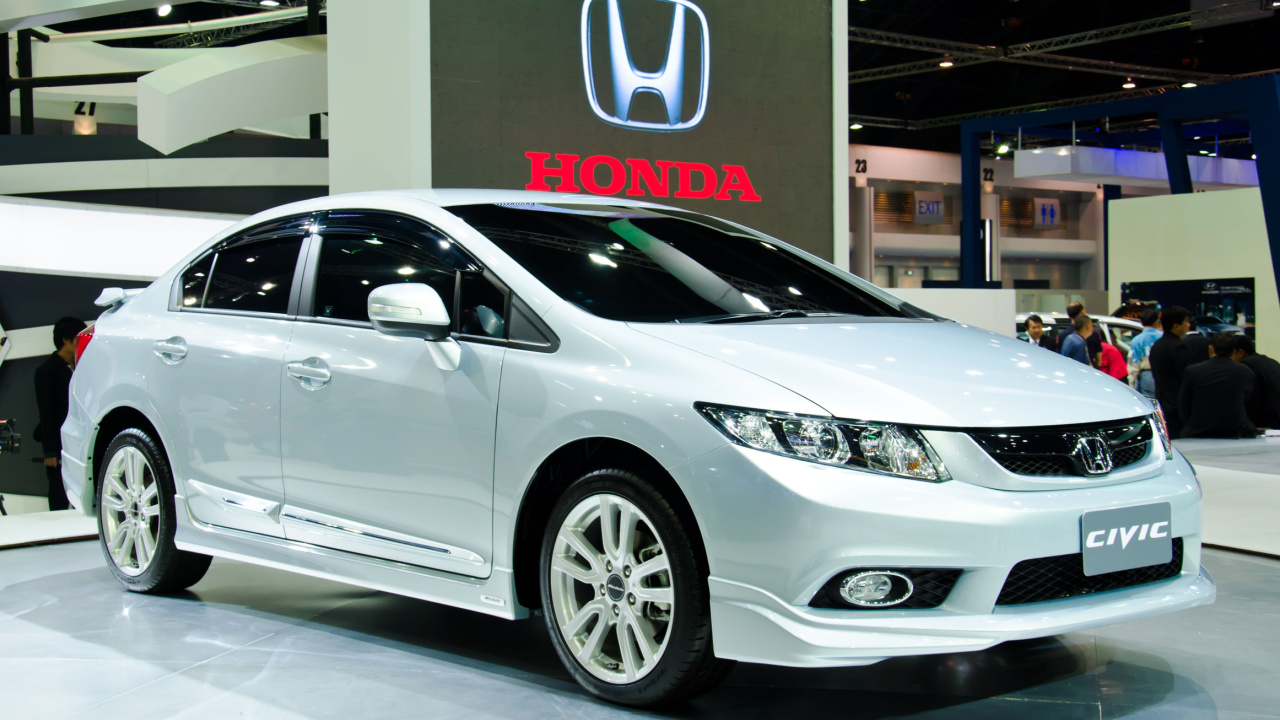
left=838, top=570, right=914, bottom=607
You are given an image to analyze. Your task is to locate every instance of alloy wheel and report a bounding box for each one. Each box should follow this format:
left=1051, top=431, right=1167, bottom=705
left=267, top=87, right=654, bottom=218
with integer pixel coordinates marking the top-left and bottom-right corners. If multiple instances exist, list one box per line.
left=548, top=493, right=675, bottom=684
left=100, top=445, right=160, bottom=577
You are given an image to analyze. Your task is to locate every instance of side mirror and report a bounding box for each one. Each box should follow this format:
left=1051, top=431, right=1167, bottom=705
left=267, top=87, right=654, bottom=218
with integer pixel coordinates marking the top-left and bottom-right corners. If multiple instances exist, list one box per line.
left=368, top=283, right=451, bottom=341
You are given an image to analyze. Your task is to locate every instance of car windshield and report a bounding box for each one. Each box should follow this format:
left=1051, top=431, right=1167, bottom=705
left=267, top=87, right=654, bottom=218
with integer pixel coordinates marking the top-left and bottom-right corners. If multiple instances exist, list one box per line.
left=447, top=203, right=927, bottom=323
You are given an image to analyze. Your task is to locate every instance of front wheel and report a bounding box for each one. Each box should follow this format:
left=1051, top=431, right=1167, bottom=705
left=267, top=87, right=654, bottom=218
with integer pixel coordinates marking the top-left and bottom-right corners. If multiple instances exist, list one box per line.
left=540, top=469, right=733, bottom=707
left=97, top=428, right=211, bottom=593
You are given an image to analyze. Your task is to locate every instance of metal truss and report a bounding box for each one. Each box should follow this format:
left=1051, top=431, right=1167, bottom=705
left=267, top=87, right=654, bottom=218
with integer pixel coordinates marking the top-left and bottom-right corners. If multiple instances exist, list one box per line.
left=207, top=0, right=308, bottom=8
left=157, top=0, right=317, bottom=48
left=156, top=18, right=299, bottom=48
left=1002, top=54, right=1225, bottom=84
left=851, top=85, right=1181, bottom=132
left=1005, top=0, right=1265, bottom=56
left=846, top=27, right=996, bottom=56
left=848, top=54, right=994, bottom=84
left=848, top=0, right=1261, bottom=85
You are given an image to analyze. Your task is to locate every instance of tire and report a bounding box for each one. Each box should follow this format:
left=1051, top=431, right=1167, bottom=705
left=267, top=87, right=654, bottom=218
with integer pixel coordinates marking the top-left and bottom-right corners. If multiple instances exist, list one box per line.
left=540, top=468, right=733, bottom=707
left=96, top=428, right=211, bottom=593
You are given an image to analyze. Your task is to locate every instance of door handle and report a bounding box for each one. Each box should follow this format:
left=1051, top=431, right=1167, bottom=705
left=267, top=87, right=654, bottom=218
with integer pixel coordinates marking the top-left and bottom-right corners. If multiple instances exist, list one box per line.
left=153, top=337, right=187, bottom=363
left=286, top=358, right=331, bottom=389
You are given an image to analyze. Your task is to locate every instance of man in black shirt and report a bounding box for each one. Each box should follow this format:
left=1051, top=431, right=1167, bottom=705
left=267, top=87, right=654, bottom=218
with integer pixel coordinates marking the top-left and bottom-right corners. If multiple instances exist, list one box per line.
left=1235, top=335, right=1280, bottom=428
left=1183, top=320, right=1211, bottom=366
left=1179, top=333, right=1257, bottom=438
left=34, top=317, right=85, bottom=511
left=1149, top=306, right=1192, bottom=439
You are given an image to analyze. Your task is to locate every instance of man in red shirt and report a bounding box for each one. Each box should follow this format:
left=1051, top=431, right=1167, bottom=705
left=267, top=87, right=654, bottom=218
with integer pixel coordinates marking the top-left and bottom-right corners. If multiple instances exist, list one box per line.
left=1098, top=341, right=1129, bottom=381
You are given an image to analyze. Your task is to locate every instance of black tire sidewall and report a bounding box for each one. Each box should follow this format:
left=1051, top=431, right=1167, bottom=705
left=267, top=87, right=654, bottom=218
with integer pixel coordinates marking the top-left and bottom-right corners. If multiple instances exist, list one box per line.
left=96, top=428, right=182, bottom=592
left=540, top=469, right=713, bottom=707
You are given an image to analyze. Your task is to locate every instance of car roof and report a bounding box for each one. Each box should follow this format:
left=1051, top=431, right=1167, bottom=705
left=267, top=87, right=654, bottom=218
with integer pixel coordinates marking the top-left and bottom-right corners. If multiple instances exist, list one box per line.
left=1016, top=312, right=1142, bottom=327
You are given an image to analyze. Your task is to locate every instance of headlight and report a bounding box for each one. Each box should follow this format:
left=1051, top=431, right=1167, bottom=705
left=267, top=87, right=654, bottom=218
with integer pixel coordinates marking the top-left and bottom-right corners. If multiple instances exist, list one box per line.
left=1149, top=400, right=1174, bottom=460
left=696, top=404, right=950, bottom=482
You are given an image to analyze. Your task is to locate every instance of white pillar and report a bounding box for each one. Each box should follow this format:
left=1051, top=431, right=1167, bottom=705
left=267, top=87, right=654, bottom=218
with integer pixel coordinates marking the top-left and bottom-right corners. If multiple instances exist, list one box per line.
left=851, top=184, right=874, bottom=280
left=830, top=0, right=849, bottom=270
left=981, top=192, right=1001, bottom=286
left=327, top=0, right=432, bottom=194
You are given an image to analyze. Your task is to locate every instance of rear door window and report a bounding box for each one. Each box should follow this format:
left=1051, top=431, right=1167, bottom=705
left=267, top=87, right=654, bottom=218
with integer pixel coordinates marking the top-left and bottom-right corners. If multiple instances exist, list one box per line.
left=202, top=237, right=305, bottom=315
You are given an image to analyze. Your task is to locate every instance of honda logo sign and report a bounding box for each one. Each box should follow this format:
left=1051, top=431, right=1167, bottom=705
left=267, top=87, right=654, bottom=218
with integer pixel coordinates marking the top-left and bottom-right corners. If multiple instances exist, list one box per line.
left=581, top=0, right=710, bottom=132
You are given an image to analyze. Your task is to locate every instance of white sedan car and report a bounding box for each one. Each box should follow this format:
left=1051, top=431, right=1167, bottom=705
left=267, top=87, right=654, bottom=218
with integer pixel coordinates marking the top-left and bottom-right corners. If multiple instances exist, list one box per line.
left=63, top=190, right=1214, bottom=707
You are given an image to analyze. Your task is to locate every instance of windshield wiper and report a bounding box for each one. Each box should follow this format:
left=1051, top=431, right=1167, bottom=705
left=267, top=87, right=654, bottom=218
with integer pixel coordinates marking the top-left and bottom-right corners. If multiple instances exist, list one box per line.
left=694, top=310, right=847, bottom=324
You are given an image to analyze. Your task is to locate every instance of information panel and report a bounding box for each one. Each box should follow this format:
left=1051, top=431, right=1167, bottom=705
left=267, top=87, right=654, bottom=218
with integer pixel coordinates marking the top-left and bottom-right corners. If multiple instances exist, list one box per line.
left=431, top=0, right=835, bottom=259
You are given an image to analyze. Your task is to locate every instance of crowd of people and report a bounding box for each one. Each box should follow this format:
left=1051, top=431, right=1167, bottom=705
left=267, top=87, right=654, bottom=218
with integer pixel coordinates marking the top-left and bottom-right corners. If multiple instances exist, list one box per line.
left=1024, top=303, right=1277, bottom=439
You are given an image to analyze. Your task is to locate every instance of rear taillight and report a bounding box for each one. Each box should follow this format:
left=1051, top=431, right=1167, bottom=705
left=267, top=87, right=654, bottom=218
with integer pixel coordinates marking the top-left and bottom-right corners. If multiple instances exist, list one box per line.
left=74, top=325, right=95, bottom=366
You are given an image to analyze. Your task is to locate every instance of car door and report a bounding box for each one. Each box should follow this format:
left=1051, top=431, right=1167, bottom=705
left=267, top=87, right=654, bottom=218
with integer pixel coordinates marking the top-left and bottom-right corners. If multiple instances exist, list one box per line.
left=148, top=214, right=314, bottom=537
left=277, top=211, right=509, bottom=578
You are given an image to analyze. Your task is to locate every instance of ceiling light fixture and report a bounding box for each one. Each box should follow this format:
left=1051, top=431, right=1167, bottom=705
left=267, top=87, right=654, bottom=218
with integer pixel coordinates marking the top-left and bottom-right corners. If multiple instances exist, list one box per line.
left=996, top=144, right=1010, bottom=154
left=260, top=0, right=281, bottom=6
left=1182, top=82, right=1198, bottom=88
left=850, top=123, right=864, bottom=130
left=1122, top=78, right=1136, bottom=89
left=939, top=59, right=954, bottom=68
left=157, top=4, right=172, bottom=16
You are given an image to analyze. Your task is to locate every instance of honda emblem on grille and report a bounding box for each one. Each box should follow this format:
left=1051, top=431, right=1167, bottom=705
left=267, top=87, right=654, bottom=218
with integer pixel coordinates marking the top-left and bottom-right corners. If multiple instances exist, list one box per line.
left=1073, top=434, right=1113, bottom=475
left=581, top=0, right=711, bottom=132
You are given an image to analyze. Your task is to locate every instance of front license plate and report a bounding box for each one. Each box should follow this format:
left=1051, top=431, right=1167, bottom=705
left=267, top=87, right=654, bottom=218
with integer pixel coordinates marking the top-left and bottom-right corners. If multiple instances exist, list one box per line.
left=1081, top=502, right=1173, bottom=577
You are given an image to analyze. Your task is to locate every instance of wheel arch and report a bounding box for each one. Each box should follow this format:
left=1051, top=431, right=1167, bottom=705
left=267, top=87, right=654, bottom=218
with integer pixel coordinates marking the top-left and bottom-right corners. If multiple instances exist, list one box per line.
left=90, top=405, right=167, bottom=510
left=511, top=437, right=708, bottom=611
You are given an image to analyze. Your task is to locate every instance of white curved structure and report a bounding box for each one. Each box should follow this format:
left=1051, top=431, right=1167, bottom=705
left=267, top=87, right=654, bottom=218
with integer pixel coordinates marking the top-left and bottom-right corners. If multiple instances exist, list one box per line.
left=137, top=36, right=327, bottom=155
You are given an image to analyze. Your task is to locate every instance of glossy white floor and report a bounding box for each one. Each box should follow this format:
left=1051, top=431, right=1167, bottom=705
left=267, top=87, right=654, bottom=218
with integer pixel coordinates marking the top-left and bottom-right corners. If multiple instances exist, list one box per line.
left=0, top=540, right=1277, bottom=720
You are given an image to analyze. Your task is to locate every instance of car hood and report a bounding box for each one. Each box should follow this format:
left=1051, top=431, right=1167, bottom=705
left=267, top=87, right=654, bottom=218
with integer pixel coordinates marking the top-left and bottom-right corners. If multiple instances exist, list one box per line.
left=630, top=319, right=1152, bottom=428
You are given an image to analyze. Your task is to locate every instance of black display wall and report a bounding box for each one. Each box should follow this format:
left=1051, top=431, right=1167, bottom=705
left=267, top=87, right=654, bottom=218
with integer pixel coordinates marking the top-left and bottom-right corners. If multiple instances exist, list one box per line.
left=431, top=0, right=835, bottom=259
left=0, top=271, right=151, bottom=498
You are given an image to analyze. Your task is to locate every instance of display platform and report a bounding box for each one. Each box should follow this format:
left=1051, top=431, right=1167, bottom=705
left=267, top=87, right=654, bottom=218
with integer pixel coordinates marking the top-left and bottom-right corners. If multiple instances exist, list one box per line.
left=0, top=503, right=97, bottom=550
left=1176, top=437, right=1280, bottom=557
left=1, top=541, right=1276, bottom=719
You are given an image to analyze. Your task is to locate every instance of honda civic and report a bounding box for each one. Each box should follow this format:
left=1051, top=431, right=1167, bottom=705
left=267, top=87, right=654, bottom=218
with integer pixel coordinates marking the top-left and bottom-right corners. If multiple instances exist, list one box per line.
left=62, top=190, right=1214, bottom=707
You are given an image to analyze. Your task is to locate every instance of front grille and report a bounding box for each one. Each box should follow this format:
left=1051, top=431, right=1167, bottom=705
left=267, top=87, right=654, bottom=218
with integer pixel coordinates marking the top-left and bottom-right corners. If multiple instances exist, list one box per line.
left=996, top=537, right=1184, bottom=606
left=1112, top=444, right=1149, bottom=468
left=809, top=568, right=962, bottom=610
left=971, top=417, right=1153, bottom=477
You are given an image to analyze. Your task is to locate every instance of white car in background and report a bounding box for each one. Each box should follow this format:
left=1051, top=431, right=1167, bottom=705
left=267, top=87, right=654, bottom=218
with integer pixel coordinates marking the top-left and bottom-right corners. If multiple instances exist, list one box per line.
left=63, top=190, right=1214, bottom=707
left=1017, top=312, right=1145, bottom=359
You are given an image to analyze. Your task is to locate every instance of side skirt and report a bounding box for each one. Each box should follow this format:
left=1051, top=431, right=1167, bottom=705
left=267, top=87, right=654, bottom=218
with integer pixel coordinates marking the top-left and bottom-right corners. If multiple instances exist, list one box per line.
left=173, top=495, right=527, bottom=620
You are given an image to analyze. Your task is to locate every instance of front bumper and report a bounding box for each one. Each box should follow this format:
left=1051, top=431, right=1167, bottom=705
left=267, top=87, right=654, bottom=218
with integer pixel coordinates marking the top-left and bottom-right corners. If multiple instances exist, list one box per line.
left=673, top=443, right=1213, bottom=667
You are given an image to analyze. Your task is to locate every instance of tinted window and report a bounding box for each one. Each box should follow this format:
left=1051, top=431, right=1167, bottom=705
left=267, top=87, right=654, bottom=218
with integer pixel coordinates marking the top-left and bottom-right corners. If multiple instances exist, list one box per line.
left=312, top=212, right=508, bottom=337
left=202, top=238, right=303, bottom=314
left=447, top=203, right=909, bottom=323
left=313, top=234, right=458, bottom=323
left=179, top=253, right=213, bottom=308
left=458, top=272, right=507, bottom=338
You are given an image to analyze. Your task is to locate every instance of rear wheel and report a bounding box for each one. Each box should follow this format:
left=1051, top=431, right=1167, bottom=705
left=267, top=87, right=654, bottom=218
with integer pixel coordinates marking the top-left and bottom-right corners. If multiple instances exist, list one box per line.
left=97, top=428, right=211, bottom=593
left=540, top=469, right=732, bottom=707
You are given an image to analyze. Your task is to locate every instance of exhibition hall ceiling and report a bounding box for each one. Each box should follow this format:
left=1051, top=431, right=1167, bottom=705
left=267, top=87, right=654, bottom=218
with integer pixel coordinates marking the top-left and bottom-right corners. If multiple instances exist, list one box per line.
left=24, top=0, right=1280, bottom=156
left=846, top=0, right=1279, bottom=153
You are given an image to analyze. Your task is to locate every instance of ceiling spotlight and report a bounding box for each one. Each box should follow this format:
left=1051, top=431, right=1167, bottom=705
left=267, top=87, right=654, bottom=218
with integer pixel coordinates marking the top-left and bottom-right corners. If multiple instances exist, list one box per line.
left=157, top=4, right=171, bottom=16
left=850, top=123, right=864, bottom=130
left=939, top=59, right=954, bottom=68
left=1199, top=150, right=1209, bottom=154
left=1122, top=78, right=1136, bottom=89
left=1253, top=154, right=1258, bottom=160
left=260, top=0, right=281, bottom=5
left=1182, top=82, right=1198, bottom=88
left=1193, top=136, right=1201, bottom=140
left=996, top=144, right=1010, bottom=154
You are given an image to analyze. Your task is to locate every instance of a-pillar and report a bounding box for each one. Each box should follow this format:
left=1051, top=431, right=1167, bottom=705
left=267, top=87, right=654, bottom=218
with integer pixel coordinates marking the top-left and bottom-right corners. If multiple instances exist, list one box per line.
left=326, top=0, right=433, bottom=194
left=850, top=180, right=874, bottom=280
